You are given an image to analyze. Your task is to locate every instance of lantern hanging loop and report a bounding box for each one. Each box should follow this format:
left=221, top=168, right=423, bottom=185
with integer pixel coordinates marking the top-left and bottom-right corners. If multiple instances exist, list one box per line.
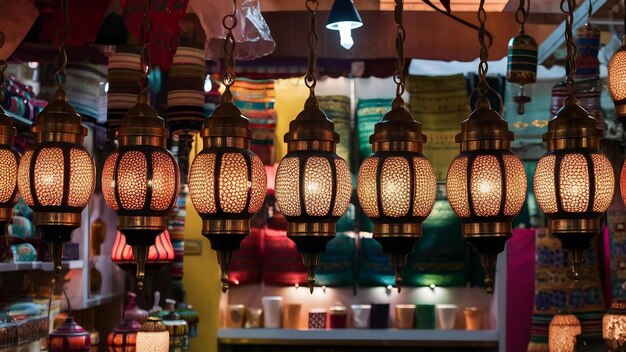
left=221, top=0, right=237, bottom=103
left=53, top=0, right=70, bottom=93
left=392, top=0, right=407, bottom=108
left=0, top=32, right=6, bottom=103
left=304, top=0, right=319, bottom=97
left=476, top=0, right=489, bottom=93
left=514, top=0, right=529, bottom=33
left=561, top=0, right=579, bottom=105
left=138, top=0, right=152, bottom=103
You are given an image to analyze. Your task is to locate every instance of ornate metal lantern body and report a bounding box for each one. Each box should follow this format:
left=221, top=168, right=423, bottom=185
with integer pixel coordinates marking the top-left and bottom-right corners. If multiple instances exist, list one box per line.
left=47, top=316, right=91, bottom=352
left=604, top=300, right=626, bottom=351
left=111, top=230, right=174, bottom=272
left=608, top=36, right=626, bottom=122
left=549, top=314, right=581, bottom=352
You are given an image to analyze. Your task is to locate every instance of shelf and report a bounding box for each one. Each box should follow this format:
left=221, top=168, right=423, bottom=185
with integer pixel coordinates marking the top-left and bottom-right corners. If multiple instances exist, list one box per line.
left=0, top=260, right=83, bottom=272
left=218, top=328, right=499, bottom=347
left=82, top=291, right=122, bottom=309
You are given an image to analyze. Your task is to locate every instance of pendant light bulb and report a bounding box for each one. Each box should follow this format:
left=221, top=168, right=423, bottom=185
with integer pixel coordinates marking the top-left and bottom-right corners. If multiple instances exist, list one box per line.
left=326, top=0, right=362, bottom=50
left=338, top=22, right=354, bottom=50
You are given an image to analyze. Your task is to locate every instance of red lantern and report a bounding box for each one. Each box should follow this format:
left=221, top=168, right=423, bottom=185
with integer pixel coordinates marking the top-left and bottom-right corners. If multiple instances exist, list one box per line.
left=47, top=316, right=91, bottom=352
left=111, top=230, right=174, bottom=272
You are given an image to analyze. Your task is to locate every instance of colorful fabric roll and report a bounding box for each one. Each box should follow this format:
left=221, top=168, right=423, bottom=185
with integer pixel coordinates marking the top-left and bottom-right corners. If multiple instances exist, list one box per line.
left=167, top=46, right=206, bottom=134
left=315, top=232, right=356, bottom=287
left=64, top=64, right=107, bottom=123
left=575, top=23, right=600, bottom=79
left=406, top=74, right=468, bottom=181
left=356, top=99, right=389, bottom=164
left=357, top=235, right=396, bottom=287
left=550, top=78, right=605, bottom=131
left=231, top=78, right=277, bottom=165
left=107, top=48, right=141, bottom=138
left=318, top=95, right=352, bottom=171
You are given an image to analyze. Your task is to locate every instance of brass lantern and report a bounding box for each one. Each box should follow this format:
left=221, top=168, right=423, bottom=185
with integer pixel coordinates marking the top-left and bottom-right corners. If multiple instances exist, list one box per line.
left=356, top=0, right=436, bottom=292
left=445, top=1, right=527, bottom=295
left=0, top=60, right=20, bottom=236
left=506, top=0, right=537, bottom=114
left=604, top=300, right=626, bottom=351
left=101, top=2, right=179, bottom=289
left=274, top=0, right=352, bottom=292
left=549, top=314, right=581, bottom=352
left=188, top=1, right=267, bottom=293
left=17, top=1, right=95, bottom=275
left=608, top=36, right=626, bottom=121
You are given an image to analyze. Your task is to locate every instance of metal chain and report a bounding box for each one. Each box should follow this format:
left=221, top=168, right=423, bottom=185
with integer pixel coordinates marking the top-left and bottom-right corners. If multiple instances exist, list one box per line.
left=0, top=31, right=6, bottom=103
left=561, top=0, right=578, bottom=101
left=222, top=0, right=237, bottom=89
left=54, top=0, right=70, bottom=90
left=393, top=0, right=406, bottom=100
left=515, top=0, right=529, bottom=33
left=138, top=0, right=152, bottom=100
left=477, top=0, right=489, bottom=92
left=304, top=0, right=318, bottom=95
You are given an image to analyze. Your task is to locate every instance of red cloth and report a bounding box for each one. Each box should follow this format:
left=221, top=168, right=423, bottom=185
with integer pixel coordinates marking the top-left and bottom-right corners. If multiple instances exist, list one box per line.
left=228, top=226, right=264, bottom=285
left=121, top=0, right=189, bottom=70
left=262, top=215, right=307, bottom=286
left=0, top=1, right=38, bottom=59
left=38, top=0, right=111, bottom=47
left=506, top=228, right=536, bottom=352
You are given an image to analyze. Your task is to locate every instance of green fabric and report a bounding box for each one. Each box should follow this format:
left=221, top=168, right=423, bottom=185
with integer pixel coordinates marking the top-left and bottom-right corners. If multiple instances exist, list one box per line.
left=315, top=232, right=356, bottom=287
left=357, top=237, right=395, bottom=287
left=356, top=99, right=390, bottom=163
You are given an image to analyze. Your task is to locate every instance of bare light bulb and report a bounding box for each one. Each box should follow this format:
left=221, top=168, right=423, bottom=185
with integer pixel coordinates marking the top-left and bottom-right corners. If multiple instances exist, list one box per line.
left=338, top=22, right=354, bottom=50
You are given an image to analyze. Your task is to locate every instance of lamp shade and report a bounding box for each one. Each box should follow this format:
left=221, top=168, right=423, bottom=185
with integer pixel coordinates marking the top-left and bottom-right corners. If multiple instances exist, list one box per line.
left=549, top=314, right=581, bottom=352
left=608, top=37, right=626, bottom=122
left=326, top=0, right=363, bottom=30
left=136, top=317, right=169, bottom=352
left=0, top=110, right=20, bottom=225
left=47, top=316, right=91, bottom=352
left=111, top=230, right=174, bottom=272
left=604, top=300, right=626, bottom=351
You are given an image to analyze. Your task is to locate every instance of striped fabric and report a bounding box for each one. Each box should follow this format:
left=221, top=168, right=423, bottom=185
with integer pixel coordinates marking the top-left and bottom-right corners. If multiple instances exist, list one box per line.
left=64, top=64, right=107, bottom=123
left=107, top=48, right=141, bottom=138
left=166, top=46, right=206, bottom=134
left=111, top=230, right=175, bottom=272
left=318, top=95, right=352, bottom=171
left=231, top=78, right=277, bottom=165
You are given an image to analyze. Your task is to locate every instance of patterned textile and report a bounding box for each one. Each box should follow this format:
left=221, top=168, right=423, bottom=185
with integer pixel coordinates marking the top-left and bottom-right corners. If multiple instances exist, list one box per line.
left=262, top=212, right=307, bottom=286
left=315, top=232, right=356, bottom=287
left=64, top=64, right=107, bottom=123
left=527, top=229, right=606, bottom=351
left=357, top=235, right=395, bottom=287
left=228, top=226, right=264, bottom=285
left=107, top=48, right=141, bottom=138
left=38, top=0, right=110, bottom=47
left=121, top=0, right=189, bottom=70
left=231, top=78, right=276, bottom=165
left=550, top=78, right=605, bottom=132
left=406, top=74, right=468, bottom=181
left=166, top=46, right=206, bottom=133
left=318, top=95, right=352, bottom=171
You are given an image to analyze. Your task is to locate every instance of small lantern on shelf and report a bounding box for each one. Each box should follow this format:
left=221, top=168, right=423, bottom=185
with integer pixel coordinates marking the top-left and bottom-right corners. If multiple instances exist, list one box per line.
left=47, top=316, right=91, bottom=352
left=549, top=313, right=581, bottom=352
left=604, top=300, right=626, bottom=351
left=136, top=317, right=169, bottom=352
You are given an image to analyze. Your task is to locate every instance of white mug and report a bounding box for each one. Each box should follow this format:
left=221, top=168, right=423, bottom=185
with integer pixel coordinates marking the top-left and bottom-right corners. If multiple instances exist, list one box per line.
left=436, top=304, right=458, bottom=330
left=350, top=304, right=371, bottom=329
left=261, top=296, right=283, bottom=328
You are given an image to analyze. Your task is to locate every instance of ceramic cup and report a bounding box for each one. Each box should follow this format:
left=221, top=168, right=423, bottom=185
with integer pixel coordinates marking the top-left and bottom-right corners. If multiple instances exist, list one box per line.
left=227, top=304, right=245, bottom=328
left=328, top=305, right=347, bottom=329
left=415, top=304, right=436, bottom=329
left=464, top=307, right=482, bottom=330
left=395, top=304, right=416, bottom=329
left=370, top=303, right=390, bottom=329
left=282, top=304, right=302, bottom=329
left=308, top=309, right=327, bottom=329
left=436, top=304, right=458, bottom=330
left=350, top=304, right=371, bottom=328
left=244, top=308, right=262, bottom=328
left=261, top=296, right=283, bottom=328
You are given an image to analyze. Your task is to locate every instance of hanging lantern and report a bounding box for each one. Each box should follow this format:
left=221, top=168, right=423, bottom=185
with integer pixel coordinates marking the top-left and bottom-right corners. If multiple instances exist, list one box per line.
left=549, top=314, right=581, bottom=352
left=102, top=1, right=179, bottom=289
left=604, top=300, right=626, bottom=351
left=533, top=0, right=614, bottom=280
left=0, top=58, right=20, bottom=237
left=107, top=311, right=140, bottom=352
left=188, top=1, right=267, bottom=293
left=356, top=0, right=436, bottom=292
left=47, top=316, right=91, bottom=352
left=274, top=1, right=351, bottom=293
left=608, top=8, right=626, bottom=122
left=136, top=317, right=169, bottom=352
left=445, top=1, right=527, bottom=295
left=111, top=230, right=174, bottom=272
left=17, top=1, right=95, bottom=276
left=506, top=0, right=537, bottom=115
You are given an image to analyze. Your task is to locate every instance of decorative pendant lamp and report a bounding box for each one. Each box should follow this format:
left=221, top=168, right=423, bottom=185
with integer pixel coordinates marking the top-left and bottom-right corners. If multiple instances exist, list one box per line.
left=0, top=32, right=20, bottom=243
left=102, top=0, right=179, bottom=289
left=445, top=0, right=527, bottom=295
left=111, top=230, right=174, bottom=272
left=47, top=316, right=91, bottom=352
left=188, top=0, right=267, bottom=293
left=107, top=310, right=141, bottom=352
left=604, top=300, right=626, bottom=351
left=609, top=1, right=626, bottom=122
left=17, top=0, right=95, bottom=276
left=162, top=299, right=189, bottom=351
left=274, top=0, right=352, bottom=293
left=506, top=0, right=537, bottom=114
left=533, top=0, right=614, bottom=280
left=136, top=317, right=169, bottom=352
left=549, top=314, right=581, bottom=352
left=325, top=0, right=362, bottom=50
left=356, top=0, right=436, bottom=292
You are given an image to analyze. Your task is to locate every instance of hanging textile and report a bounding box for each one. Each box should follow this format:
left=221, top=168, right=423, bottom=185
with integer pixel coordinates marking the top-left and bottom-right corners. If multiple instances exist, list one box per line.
left=0, top=1, right=38, bottom=60
left=357, top=235, right=395, bottom=287
left=166, top=46, right=206, bottom=134
left=107, top=48, right=141, bottom=139
left=318, top=95, right=352, bottom=171
left=38, top=0, right=111, bottom=47
left=230, top=78, right=276, bottom=165
left=227, top=226, right=264, bottom=285
left=64, top=64, right=107, bottom=123
left=315, top=232, right=356, bottom=287
left=406, top=74, right=468, bottom=181
left=189, top=0, right=275, bottom=60
left=120, top=0, right=189, bottom=70
left=527, top=229, right=606, bottom=351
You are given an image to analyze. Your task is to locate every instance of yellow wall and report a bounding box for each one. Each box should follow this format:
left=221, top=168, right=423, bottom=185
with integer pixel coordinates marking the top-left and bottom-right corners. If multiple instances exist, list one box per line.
left=274, top=76, right=309, bottom=160
left=183, top=136, right=221, bottom=352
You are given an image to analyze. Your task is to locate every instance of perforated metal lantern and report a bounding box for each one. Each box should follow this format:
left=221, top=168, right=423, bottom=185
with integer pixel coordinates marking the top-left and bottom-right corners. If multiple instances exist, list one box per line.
left=17, top=90, right=95, bottom=273
left=136, top=317, right=169, bottom=352
left=446, top=97, right=527, bottom=295
left=275, top=97, right=352, bottom=292
left=357, top=99, right=436, bottom=291
left=0, top=107, right=19, bottom=228
left=549, top=314, right=581, bottom=352
left=534, top=101, right=614, bottom=279
left=608, top=36, right=626, bottom=122
left=47, top=316, right=91, bottom=352
left=188, top=96, right=267, bottom=293
left=604, top=300, right=626, bottom=351
left=102, top=98, right=180, bottom=289
left=111, top=229, right=174, bottom=272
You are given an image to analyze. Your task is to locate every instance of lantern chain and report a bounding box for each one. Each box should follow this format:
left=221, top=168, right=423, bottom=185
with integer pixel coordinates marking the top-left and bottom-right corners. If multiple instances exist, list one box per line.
left=138, top=0, right=152, bottom=101
left=304, top=0, right=319, bottom=97
left=54, top=0, right=70, bottom=92
left=223, top=0, right=237, bottom=90
left=515, top=0, right=529, bottom=33
left=561, top=0, right=578, bottom=103
left=0, top=31, right=6, bottom=103
left=477, top=0, right=489, bottom=93
left=393, top=0, right=406, bottom=106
